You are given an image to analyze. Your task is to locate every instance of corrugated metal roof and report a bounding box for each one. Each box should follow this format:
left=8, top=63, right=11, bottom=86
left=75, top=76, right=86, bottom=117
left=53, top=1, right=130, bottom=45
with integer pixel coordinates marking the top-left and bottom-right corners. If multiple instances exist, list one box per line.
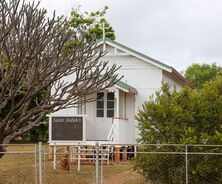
left=114, top=80, right=137, bottom=95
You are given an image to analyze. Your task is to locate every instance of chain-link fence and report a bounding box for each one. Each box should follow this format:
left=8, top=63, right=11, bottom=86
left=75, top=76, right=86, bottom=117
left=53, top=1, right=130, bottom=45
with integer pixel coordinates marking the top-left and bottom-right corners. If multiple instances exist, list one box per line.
left=100, top=145, right=146, bottom=184
left=187, top=145, right=222, bottom=184
left=1, top=143, right=222, bottom=184
left=0, top=144, right=37, bottom=184
left=100, top=144, right=222, bottom=184
left=42, top=144, right=97, bottom=184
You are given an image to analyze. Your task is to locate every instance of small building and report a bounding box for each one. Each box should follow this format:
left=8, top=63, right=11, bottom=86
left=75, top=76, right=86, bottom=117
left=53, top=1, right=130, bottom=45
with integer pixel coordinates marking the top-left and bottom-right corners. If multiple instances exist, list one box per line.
left=48, top=38, right=193, bottom=146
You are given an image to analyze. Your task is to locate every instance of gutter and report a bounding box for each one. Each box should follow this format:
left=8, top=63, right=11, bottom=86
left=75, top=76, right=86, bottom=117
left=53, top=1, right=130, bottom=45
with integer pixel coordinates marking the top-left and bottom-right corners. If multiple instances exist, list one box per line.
left=171, top=68, right=195, bottom=89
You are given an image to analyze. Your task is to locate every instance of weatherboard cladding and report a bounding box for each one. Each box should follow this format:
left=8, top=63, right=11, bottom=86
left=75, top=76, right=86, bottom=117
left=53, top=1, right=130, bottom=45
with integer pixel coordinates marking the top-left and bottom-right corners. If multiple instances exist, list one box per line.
left=97, top=37, right=172, bottom=71
left=97, top=37, right=194, bottom=89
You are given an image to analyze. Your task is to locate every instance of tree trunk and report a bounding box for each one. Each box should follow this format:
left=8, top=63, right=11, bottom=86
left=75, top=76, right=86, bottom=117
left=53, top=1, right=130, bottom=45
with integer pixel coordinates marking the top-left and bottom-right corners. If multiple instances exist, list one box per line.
left=0, top=127, right=6, bottom=158
left=0, top=145, right=5, bottom=158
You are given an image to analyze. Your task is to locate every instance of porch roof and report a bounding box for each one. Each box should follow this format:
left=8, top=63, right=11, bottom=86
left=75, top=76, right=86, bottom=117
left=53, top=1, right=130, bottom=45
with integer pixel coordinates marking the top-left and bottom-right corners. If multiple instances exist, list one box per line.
left=114, top=80, right=137, bottom=95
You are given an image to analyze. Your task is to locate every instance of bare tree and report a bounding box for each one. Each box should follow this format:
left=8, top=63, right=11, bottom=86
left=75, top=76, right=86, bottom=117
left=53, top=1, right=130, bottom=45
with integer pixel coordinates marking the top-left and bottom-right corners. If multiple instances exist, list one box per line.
left=0, top=0, right=120, bottom=154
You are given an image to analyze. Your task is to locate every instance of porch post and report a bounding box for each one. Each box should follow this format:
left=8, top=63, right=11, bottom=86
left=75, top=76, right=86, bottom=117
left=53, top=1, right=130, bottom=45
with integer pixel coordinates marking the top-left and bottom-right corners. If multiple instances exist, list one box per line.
left=116, top=89, right=120, bottom=117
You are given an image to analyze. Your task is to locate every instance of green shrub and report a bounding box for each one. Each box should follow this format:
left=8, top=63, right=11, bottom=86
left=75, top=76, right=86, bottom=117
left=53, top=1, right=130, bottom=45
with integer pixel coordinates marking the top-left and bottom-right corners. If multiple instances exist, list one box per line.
left=134, top=77, right=222, bottom=184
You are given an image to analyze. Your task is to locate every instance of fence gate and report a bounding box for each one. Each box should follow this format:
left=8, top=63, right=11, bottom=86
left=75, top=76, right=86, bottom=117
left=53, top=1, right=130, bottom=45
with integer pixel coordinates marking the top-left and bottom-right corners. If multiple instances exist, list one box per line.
left=0, top=144, right=38, bottom=184
left=41, top=143, right=98, bottom=184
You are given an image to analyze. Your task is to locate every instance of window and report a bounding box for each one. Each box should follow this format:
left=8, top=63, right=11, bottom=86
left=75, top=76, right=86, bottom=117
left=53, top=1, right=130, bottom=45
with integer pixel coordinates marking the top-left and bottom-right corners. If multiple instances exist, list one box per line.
left=96, top=92, right=115, bottom=118
left=96, top=93, right=104, bottom=117
left=107, top=93, right=114, bottom=117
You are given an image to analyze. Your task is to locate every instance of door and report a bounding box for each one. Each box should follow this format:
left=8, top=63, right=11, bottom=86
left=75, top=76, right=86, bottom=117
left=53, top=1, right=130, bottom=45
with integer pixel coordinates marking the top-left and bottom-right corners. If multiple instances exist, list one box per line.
left=94, top=92, right=115, bottom=140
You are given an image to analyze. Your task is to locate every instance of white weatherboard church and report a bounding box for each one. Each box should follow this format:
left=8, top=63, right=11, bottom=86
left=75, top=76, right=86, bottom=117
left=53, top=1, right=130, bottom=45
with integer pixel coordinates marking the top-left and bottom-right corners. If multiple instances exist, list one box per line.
left=48, top=37, right=193, bottom=145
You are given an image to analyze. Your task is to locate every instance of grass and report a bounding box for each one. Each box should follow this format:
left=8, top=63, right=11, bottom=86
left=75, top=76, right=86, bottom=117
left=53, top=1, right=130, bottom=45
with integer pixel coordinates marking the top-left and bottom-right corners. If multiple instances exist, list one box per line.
left=123, top=174, right=148, bottom=184
left=0, top=145, right=146, bottom=184
left=0, top=148, right=36, bottom=184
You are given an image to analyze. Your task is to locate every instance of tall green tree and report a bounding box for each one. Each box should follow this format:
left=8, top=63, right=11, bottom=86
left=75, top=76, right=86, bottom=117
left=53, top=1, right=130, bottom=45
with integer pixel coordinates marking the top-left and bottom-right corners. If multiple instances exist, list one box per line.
left=134, top=78, right=222, bottom=183
left=185, top=63, right=222, bottom=88
left=69, top=6, right=115, bottom=41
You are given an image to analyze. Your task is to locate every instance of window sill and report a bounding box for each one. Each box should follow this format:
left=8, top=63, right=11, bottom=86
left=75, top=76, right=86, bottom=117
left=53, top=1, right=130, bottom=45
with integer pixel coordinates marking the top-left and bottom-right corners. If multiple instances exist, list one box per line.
left=113, top=117, right=128, bottom=121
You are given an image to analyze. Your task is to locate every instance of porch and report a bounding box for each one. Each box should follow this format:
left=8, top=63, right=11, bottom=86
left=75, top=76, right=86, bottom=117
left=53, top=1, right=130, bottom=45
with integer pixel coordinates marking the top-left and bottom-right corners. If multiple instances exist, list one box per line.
left=84, top=80, right=137, bottom=144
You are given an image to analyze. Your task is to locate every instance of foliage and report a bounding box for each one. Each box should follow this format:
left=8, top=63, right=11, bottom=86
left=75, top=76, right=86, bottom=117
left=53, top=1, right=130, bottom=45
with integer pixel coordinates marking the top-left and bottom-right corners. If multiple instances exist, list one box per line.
left=0, top=0, right=120, bottom=151
left=22, top=122, right=48, bottom=143
left=134, top=78, right=222, bottom=183
left=185, top=63, right=222, bottom=88
left=69, top=6, right=115, bottom=41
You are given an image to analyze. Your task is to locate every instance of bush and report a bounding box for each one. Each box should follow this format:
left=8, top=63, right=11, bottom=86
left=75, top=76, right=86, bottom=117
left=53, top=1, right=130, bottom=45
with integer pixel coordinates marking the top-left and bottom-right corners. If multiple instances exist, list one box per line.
left=134, top=77, right=222, bottom=184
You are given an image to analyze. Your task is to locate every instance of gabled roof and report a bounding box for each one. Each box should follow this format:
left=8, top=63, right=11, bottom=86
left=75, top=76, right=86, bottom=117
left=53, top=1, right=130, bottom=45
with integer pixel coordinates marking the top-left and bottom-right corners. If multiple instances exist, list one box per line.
left=97, top=37, right=194, bottom=89
left=97, top=37, right=172, bottom=72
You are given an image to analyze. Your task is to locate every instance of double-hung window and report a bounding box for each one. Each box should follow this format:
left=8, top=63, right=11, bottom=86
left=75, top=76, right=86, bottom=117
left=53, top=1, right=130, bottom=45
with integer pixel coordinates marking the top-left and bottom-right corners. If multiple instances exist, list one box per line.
left=96, top=92, right=114, bottom=118
left=96, top=92, right=104, bottom=117
left=107, top=92, right=114, bottom=117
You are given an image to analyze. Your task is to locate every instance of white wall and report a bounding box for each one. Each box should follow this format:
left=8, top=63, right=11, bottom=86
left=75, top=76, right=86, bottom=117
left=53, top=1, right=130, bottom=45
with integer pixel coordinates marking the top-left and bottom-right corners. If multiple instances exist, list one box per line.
left=51, top=73, right=77, bottom=117
left=162, top=73, right=183, bottom=91
left=84, top=94, right=96, bottom=140
left=102, top=46, right=164, bottom=143
left=50, top=43, right=184, bottom=144
left=85, top=89, right=117, bottom=141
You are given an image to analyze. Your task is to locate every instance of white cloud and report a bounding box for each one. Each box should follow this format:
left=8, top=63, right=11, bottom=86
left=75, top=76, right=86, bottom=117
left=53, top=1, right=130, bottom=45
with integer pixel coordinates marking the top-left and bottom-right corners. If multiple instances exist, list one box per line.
left=33, top=0, right=222, bottom=71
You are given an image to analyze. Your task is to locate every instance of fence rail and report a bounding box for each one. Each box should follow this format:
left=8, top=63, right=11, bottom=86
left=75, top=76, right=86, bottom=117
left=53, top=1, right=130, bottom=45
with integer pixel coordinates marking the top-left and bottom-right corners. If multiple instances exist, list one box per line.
left=0, top=144, right=37, bottom=184
left=0, top=143, right=222, bottom=184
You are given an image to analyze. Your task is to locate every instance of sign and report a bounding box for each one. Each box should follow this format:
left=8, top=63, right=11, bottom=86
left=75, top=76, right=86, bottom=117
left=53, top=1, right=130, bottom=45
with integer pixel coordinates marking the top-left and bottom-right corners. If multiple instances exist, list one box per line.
left=51, top=117, right=83, bottom=141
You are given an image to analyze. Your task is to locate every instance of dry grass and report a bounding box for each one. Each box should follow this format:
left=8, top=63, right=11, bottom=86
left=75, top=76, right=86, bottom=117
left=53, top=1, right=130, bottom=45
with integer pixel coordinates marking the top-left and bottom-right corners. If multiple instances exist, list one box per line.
left=0, top=145, right=37, bottom=184
left=0, top=145, right=146, bottom=184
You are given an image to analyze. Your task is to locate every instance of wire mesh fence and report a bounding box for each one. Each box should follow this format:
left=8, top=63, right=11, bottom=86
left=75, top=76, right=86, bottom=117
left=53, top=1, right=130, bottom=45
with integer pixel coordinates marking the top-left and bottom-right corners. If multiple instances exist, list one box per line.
left=42, top=145, right=97, bottom=184
left=100, top=145, right=147, bottom=184
left=100, top=144, right=222, bottom=184
left=1, top=143, right=222, bottom=184
left=0, top=144, right=37, bottom=184
left=187, top=145, right=222, bottom=184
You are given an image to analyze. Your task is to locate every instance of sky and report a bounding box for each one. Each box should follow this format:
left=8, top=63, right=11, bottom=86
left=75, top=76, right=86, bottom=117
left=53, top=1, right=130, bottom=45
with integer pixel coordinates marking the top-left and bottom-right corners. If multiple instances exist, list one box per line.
left=39, top=0, right=222, bottom=72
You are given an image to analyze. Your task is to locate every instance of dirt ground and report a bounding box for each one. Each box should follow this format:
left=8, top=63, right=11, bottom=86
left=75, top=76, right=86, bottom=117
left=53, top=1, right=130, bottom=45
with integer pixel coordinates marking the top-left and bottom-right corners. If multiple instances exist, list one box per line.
left=103, top=170, right=144, bottom=184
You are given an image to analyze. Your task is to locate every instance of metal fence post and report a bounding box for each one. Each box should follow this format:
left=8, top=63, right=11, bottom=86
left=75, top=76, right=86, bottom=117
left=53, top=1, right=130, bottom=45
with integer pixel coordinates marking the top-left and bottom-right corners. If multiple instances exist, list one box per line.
left=43, top=146, right=46, bottom=184
left=39, top=142, right=43, bottom=184
left=185, top=145, right=188, bottom=184
left=53, top=145, right=56, bottom=170
left=134, top=145, right=137, bottom=157
left=101, top=145, right=104, bottom=184
left=95, top=142, right=99, bottom=184
left=77, top=145, right=81, bottom=172
left=35, top=144, right=38, bottom=184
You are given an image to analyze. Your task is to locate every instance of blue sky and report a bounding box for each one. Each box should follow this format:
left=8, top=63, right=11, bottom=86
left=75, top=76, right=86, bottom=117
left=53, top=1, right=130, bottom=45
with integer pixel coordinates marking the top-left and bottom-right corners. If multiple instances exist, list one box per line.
left=39, top=0, right=222, bottom=71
